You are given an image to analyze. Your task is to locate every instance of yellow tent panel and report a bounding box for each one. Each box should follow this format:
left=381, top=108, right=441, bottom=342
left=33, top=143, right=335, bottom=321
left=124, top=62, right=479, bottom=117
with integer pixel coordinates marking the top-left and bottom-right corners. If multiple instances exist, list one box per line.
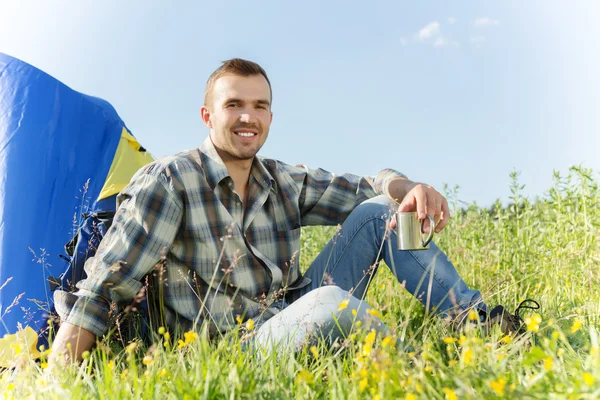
left=98, top=127, right=155, bottom=200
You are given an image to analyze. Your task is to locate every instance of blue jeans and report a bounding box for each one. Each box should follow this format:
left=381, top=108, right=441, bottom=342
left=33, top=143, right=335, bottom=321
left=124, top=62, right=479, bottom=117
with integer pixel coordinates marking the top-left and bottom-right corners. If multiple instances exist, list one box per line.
left=252, top=195, right=487, bottom=352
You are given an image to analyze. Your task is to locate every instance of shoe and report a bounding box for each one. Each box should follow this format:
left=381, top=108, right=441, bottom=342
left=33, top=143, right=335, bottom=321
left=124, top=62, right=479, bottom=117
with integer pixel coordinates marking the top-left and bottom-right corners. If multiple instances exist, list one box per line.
left=481, top=299, right=541, bottom=336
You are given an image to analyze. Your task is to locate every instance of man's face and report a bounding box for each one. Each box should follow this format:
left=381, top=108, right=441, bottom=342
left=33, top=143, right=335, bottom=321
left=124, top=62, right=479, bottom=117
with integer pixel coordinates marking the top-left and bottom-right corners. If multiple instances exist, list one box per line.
left=202, top=74, right=272, bottom=161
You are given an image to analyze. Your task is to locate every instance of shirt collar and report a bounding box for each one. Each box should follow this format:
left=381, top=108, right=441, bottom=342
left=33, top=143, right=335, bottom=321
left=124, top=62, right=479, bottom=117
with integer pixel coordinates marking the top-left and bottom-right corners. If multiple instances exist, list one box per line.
left=198, top=136, right=275, bottom=192
left=198, top=136, right=231, bottom=190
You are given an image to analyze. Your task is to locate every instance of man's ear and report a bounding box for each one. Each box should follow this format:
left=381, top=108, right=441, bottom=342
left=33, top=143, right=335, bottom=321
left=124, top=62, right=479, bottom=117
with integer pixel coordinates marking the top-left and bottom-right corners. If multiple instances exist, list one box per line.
left=200, top=106, right=212, bottom=128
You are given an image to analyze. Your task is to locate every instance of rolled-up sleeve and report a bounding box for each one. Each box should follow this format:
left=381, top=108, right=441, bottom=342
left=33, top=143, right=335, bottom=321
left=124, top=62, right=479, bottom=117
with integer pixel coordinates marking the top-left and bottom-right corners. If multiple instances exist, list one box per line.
left=290, top=165, right=407, bottom=226
left=373, top=168, right=408, bottom=199
left=54, top=167, right=183, bottom=337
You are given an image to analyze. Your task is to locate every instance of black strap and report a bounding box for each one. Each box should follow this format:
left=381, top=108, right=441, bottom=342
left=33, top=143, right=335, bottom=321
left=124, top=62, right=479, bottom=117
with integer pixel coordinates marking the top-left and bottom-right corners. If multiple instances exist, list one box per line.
left=514, top=299, right=541, bottom=317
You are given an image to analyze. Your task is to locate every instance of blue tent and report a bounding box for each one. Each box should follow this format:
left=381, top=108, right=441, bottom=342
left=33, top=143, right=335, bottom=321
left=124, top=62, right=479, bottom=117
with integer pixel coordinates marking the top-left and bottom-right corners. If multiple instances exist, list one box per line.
left=0, top=53, right=153, bottom=336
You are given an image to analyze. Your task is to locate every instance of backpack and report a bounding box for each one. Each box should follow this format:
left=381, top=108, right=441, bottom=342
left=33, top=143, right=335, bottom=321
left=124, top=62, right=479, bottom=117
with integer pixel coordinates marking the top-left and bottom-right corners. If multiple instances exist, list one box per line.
left=50, top=210, right=116, bottom=292
left=48, top=207, right=158, bottom=344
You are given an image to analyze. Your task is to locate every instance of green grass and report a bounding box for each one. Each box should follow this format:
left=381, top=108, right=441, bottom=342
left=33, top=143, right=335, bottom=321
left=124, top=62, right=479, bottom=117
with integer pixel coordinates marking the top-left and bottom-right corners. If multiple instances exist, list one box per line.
left=2, top=166, right=600, bottom=399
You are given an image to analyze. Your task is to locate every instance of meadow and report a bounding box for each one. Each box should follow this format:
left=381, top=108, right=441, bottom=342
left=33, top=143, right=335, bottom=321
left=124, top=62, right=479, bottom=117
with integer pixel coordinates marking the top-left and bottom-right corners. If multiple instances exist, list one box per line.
left=1, top=167, right=599, bottom=399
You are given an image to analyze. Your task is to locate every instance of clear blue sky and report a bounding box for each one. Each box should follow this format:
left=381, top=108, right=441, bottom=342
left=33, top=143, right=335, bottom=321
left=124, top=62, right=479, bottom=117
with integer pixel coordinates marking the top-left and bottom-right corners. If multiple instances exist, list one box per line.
left=1, top=1, right=598, bottom=207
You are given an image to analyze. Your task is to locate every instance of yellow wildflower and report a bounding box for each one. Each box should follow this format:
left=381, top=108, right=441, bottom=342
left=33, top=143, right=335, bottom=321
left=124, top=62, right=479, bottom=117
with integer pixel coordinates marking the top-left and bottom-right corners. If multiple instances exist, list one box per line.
left=571, top=319, right=583, bottom=334
left=159, top=368, right=167, bottom=378
left=245, top=319, right=255, bottom=331
left=583, top=372, right=595, bottom=386
left=552, top=331, right=560, bottom=339
left=6, top=383, right=15, bottom=391
left=236, top=315, right=243, bottom=325
left=40, top=362, right=48, bottom=369
left=463, top=347, right=474, bottom=366
left=406, top=394, right=417, bottom=400
left=184, top=330, right=199, bottom=344
left=82, top=351, right=90, bottom=360
left=120, top=369, right=128, bottom=379
left=142, top=355, right=153, bottom=366
left=164, top=332, right=171, bottom=340
left=448, top=360, right=458, bottom=366
left=158, top=326, right=166, bottom=335
left=544, top=357, right=553, bottom=371
left=177, top=339, right=186, bottom=349
left=490, top=378, right=506, bottom=396
left=108, top=360, right=115, bottom=370
left=296, top=369, right=314, bottom=385
left=443, top=337, right=457, bottom=344
left=352, top=309, right=357, bottom=316
left=525, top=313, right=542, bottom=332
left=381, top=336, right=394, bottom=348
left=442, top=387, right=457, bottom=400
left=365, top=330, right=377, bottom=346
left=310, top=346, right=319, bottom=359
left=367, top=308, right=382, bottom=318
left=359, top=378, right=369, bottom=392
left=468, top=309, right=479, bottom=321
left=338, top=299, right=349, bottom=311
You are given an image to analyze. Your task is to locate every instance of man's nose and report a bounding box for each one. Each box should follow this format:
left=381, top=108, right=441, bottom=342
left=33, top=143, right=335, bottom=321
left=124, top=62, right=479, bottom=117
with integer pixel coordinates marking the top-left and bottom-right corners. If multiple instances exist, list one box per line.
left=239, top=108, right=259, bottom=123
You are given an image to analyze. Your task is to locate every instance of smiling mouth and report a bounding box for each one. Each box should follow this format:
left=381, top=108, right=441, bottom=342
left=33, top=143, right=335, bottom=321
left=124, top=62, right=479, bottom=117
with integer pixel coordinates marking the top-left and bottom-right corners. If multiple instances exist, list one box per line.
left=234, top=131, right=258, bottom=137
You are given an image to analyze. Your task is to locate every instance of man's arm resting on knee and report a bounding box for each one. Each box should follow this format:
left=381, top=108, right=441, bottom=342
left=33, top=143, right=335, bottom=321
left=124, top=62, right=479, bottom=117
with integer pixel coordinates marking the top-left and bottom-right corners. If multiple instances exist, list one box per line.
left=50, top=322, right=96, bottom=364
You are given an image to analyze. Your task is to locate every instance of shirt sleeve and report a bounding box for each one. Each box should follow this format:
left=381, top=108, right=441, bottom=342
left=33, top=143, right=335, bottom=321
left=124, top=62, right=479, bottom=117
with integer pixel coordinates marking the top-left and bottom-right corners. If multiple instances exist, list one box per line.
left=294, top=165, right=407, bottom=226
left=54, top=167, right=184, bottom=337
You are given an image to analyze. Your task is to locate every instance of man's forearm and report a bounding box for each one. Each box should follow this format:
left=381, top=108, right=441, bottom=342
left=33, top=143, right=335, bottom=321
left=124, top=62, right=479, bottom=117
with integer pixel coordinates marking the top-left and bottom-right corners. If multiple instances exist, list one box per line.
left=50, top=322, right=96, bottom=364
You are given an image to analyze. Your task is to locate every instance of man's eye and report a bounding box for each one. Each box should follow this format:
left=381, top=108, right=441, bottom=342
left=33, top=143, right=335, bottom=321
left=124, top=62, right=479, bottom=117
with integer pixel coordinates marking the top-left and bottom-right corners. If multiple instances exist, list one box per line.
left=226, top=103, right=239, bottom=108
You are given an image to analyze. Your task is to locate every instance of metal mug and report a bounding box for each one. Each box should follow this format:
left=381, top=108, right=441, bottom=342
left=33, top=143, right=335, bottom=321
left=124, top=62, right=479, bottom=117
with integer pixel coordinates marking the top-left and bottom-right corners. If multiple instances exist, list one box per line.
left=396, top=212, right=435, bottom=250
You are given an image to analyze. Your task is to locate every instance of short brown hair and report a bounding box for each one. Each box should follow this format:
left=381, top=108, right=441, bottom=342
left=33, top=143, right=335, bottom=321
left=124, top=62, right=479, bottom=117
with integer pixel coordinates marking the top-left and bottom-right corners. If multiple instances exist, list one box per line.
left=204, top=58, right=272, bottom=107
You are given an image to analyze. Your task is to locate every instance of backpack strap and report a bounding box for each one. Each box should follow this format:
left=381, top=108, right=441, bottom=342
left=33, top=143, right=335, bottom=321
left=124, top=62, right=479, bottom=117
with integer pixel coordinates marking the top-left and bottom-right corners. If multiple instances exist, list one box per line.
left=50, top=210, right=116, bottom=292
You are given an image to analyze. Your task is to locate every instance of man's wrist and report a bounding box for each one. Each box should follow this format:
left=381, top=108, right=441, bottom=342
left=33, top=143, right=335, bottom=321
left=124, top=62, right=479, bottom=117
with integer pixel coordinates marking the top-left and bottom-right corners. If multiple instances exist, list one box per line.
left=386, top=177, right=415, bottom=203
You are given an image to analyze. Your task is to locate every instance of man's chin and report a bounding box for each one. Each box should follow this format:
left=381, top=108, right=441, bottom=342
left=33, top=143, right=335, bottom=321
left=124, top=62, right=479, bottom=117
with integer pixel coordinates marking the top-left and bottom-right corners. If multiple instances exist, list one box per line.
left=231, top=149, right=260, bottom=161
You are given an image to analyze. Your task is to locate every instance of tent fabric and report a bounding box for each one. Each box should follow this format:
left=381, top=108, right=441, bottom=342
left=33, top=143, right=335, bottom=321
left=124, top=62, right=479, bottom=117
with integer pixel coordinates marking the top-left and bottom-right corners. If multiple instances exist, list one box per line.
left=0, top=53, right=154, bottom=336
left=98, top=127, right=154, bottom=201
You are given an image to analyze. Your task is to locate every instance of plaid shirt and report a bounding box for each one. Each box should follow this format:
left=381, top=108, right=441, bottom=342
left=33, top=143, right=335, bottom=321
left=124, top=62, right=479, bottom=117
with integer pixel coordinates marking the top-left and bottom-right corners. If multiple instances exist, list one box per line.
left=55, top=137, right=406, bottom=337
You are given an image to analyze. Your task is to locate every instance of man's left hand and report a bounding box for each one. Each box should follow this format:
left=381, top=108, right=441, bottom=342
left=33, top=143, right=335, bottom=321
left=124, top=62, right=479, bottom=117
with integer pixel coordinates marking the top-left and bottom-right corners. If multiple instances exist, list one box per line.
left=387, top=178, right=450, bottom=233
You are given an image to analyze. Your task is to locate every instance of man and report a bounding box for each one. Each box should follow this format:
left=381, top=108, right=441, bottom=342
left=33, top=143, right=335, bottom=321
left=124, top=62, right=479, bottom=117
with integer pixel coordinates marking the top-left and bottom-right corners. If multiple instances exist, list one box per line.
left=51, top=58, right=525, bottom=362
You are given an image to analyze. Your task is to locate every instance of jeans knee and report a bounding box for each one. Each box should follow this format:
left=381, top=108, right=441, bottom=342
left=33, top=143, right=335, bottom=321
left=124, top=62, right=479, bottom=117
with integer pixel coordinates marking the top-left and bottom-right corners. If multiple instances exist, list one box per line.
left=355, top=195, right=397, bottom=221
left=305, top=285, right=349, bottom=305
